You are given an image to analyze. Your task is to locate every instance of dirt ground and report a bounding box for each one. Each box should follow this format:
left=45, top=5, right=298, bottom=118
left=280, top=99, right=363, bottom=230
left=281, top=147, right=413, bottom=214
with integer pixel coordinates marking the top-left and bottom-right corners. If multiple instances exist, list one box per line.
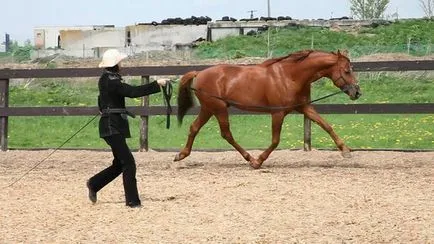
left=0, top=149, right=433, bottom=243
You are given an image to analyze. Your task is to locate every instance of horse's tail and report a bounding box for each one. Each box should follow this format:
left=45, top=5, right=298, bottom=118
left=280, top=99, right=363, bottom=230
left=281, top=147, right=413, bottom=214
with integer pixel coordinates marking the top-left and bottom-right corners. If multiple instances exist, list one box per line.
left=177, top=71, right=199, bottom=125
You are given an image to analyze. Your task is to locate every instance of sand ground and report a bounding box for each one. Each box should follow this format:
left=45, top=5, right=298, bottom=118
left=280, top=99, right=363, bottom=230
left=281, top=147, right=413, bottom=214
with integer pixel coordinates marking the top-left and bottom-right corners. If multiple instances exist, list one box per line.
left=1, top=149, right=433, bottom=243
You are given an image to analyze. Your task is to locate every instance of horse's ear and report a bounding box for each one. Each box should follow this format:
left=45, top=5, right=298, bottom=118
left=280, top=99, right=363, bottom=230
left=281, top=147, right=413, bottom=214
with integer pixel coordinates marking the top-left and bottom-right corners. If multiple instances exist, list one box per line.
left=337, top=49, right=349, bottom=58
left=341, top=49, right=349, bottom=57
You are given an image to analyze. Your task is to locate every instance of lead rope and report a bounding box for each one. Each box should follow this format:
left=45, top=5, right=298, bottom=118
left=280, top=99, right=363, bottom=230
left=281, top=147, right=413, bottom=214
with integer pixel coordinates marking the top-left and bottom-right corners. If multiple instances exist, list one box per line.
left=190, top=87, right=345, bottom=111
left=4, top=114, right=99, bottom=188
left=161, top=81, right=173, bottom=129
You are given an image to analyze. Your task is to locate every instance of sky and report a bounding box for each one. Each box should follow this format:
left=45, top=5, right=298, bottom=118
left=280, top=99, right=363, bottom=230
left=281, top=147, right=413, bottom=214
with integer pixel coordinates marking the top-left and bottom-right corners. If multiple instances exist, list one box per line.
left=1, top=0, right=426, bottom=44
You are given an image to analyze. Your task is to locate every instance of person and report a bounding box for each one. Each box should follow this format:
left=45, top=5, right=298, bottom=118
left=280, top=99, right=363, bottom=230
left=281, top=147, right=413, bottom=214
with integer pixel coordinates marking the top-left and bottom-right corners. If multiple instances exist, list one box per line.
left=86, top=49, right=168, bottom=208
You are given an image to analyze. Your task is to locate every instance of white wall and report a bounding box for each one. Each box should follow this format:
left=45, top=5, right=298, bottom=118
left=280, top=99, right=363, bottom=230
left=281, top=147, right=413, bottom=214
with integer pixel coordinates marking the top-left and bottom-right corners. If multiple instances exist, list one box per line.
left=34, top=26, right=95, bottom=49
left=60, top=28, right=125, bottom=50
left=127, top=24, right=207, bottom=52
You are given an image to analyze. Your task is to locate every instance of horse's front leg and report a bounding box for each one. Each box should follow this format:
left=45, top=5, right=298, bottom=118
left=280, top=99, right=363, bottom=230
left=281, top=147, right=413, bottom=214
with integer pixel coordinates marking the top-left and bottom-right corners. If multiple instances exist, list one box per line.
left=299, top=105, right=351, bottom=158
left=257, top=112, right=286, bottom=167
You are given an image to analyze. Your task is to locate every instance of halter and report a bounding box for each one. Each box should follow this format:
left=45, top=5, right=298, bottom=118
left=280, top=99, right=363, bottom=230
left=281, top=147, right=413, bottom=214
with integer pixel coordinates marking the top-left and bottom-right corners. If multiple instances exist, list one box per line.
left=334, top=68, right=359, bottom=95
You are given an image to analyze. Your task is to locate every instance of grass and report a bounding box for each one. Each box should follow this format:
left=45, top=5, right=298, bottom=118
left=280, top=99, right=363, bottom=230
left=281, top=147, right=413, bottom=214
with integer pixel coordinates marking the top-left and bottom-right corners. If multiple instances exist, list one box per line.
left=7, top=72, right=434, bottom=150
left=8, top=114, right=433, bottom=150
left=195, top=19, right=434, bottom=59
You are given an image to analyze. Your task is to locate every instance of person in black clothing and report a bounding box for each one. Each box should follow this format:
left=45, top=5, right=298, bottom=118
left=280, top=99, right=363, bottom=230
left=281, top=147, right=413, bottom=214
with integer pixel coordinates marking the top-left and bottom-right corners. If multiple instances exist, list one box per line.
left=86, top=49, right=168, bottom=208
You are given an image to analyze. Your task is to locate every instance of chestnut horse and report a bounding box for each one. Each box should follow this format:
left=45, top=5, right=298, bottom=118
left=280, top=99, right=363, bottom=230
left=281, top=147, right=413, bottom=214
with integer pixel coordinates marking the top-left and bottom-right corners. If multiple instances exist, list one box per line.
left=174, top=50, right=361, bottom=168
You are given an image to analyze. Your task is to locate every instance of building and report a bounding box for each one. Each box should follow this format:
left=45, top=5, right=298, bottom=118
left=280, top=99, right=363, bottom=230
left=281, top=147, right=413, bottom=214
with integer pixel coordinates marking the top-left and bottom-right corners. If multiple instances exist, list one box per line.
left=125, top=23, right=208, bottom=52
left=31, top=18, right=381, bottom=59
left=33, top=25, right=124, bottom=58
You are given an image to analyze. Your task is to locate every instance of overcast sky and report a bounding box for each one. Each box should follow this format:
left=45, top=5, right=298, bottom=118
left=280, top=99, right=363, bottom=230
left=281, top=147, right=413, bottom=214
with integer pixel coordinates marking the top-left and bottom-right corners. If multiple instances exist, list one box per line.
left=1, top=0, right=425, bottom=44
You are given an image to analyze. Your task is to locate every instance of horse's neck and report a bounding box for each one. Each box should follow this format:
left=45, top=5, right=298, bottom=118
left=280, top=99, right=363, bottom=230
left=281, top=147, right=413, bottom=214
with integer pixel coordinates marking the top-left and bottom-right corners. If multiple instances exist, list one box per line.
left=282, top=54, right=337, bottom=85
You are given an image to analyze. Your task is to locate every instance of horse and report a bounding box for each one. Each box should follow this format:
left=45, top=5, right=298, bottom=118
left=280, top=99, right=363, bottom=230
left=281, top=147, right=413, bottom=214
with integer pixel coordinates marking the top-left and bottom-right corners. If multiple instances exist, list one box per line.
left=174, top=49, right=361, bottom=169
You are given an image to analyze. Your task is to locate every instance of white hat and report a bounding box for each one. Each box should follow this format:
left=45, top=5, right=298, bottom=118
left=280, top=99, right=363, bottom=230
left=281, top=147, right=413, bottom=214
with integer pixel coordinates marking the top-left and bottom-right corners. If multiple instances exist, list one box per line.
left=98, top=49, right=128, bottom=68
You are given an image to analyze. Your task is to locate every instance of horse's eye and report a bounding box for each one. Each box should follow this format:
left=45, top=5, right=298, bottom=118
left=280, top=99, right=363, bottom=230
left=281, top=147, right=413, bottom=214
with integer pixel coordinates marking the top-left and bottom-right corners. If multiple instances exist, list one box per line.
left=345, top=70, right=351, bottom=74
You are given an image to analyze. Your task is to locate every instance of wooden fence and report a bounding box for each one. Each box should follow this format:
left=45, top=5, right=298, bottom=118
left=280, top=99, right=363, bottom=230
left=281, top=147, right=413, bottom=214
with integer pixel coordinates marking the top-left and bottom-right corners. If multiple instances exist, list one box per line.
left=0, top=60, right=433, bottom=151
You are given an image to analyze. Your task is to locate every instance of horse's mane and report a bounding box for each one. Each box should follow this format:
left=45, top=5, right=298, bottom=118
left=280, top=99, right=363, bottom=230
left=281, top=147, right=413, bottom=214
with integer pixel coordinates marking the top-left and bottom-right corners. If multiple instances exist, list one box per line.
left=259, top=50, right=316, bottom=67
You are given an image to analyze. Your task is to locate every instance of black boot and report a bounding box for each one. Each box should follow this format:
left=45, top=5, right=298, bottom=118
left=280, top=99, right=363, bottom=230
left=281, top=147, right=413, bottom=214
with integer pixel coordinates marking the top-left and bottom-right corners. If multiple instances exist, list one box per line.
left=86, top=180, right=97, bottom=204
left=126, top=201, right=141, bottom=208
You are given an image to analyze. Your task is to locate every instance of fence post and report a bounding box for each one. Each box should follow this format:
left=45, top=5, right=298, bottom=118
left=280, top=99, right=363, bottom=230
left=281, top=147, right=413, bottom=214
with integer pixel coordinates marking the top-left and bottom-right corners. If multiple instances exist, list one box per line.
left=303, top=116, right=312, bottom=151
left=139, top=75, right=150, bottom=152
left=407, top=37, right=412, bottom=54
left=0, top=79, right=9, bottom=151
left=303, top=87, right=312, bottom=151
left=206, top=27, right=212, bottom=42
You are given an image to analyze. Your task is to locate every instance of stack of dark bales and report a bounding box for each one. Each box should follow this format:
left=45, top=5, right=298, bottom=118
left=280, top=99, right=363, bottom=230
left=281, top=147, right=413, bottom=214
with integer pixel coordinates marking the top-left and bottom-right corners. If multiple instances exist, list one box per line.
left=277, top=16, right=292, bottom=21
left=240, top=16, right=292, bottom=21
left=221, top=16, right=237, bottom=21
left=154, top=16, right=212, bottom=25
left=329, top=16, right=352, bottom=21
left=246, top=25, right=270, bottom=36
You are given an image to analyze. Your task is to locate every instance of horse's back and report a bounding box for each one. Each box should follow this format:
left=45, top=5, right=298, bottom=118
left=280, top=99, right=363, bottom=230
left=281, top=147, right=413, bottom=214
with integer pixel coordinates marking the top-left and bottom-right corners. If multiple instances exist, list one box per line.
left=193, top=63, right=278, bottom=111
left=195, top=64, right=267, bottom=86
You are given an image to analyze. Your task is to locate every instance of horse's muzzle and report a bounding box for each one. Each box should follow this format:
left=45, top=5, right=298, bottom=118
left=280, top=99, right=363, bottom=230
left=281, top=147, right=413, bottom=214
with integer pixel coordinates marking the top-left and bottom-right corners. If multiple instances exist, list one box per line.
left=354, top=89, right=362, bottom=100
left=343, top=84, right=362, bottom=100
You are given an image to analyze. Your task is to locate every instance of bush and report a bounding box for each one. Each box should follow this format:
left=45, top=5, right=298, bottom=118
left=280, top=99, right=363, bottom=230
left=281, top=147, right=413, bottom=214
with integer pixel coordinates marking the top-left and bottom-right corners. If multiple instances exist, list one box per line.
left=12, top=45, right=33, bottom=62
left=6, top=40, right=33, bottom=62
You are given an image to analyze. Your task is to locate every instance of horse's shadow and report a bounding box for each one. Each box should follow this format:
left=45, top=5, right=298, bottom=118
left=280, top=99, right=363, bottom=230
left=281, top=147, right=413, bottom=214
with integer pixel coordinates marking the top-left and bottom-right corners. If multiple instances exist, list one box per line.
left=96, top=196, right=177, bottom=205
left=175, top=160, right=424, bottom=170
left=217, top=162, right=366, bottom=169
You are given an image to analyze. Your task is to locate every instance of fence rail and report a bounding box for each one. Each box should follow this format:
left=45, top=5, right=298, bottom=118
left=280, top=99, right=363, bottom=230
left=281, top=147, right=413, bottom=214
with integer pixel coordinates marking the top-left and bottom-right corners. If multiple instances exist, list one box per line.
left=1, top=60, right=434, bottom=79
left=1, top=103, right=434, bottom=116
left=1, top=60, right=433, bottom=151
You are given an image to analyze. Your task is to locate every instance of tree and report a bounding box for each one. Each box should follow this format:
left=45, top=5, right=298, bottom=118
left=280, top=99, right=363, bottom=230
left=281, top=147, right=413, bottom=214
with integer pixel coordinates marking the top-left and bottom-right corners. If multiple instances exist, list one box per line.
left=419, top=0, right=434, bottom=18
left=349, top=0, right=390, bottom=19
left=7, top=39, right=33, bottom=62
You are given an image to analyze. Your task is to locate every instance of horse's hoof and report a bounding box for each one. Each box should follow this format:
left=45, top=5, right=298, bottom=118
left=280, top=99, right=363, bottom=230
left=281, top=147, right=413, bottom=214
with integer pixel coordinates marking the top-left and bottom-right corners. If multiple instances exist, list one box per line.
left=173, top=154, right=184, bottom=162
left=342, top=151, right=352, bottom=158
left=249, top=159, right=262, bottom=169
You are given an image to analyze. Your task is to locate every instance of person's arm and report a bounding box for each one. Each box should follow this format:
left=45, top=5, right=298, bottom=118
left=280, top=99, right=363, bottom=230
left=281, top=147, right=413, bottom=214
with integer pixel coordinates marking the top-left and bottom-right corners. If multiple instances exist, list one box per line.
left=113, top=79, right=161, bottom=98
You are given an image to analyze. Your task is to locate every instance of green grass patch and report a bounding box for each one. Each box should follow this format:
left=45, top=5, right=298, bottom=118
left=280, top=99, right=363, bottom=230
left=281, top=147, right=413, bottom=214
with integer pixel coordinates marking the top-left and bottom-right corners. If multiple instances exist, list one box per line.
left=8, top=114, right=434, bottom=150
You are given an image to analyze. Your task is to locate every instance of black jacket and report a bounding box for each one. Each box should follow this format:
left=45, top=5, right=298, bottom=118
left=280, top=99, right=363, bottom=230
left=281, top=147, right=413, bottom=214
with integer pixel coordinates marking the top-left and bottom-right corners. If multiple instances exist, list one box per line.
left=98, top=70, right=161, bottom=138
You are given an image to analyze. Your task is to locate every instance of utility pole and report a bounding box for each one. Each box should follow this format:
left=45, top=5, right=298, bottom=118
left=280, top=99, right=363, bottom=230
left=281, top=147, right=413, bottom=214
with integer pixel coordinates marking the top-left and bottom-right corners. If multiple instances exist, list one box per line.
left=5, top=34, right=10, bottom=52
left=247, top=10, right=258, bottom=19
left=267, top=0, right=271, bottom=17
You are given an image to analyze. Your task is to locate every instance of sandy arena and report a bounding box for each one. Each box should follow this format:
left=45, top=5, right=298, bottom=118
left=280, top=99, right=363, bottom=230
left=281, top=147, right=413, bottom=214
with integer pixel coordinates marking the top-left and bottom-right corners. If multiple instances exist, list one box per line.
left=1, top=149, right=433, bottom=243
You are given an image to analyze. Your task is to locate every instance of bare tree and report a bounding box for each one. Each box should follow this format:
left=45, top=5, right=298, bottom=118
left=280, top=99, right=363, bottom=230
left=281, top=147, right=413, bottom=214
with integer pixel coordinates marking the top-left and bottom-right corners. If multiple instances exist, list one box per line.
left=419, top=0, right=434, bottom=18
left=350, top=0, right=390, bottom=19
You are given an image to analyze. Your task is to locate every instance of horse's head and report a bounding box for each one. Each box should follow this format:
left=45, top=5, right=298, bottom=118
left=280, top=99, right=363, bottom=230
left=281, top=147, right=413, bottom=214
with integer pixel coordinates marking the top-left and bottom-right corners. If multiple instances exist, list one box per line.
left=329, top=50, right=362, bottom=100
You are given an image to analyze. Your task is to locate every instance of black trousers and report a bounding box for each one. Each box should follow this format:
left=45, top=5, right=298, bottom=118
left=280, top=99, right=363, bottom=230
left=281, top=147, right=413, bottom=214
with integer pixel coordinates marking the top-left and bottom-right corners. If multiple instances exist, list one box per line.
left=88, top=134, right=140, bottom=205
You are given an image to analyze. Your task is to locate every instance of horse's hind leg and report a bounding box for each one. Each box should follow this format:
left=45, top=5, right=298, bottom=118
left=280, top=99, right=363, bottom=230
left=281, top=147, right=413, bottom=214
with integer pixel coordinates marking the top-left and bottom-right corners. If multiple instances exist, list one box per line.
left=214, top=111, right=259, bottom=168
left=257, top=112, right=285, bottom=167
left=174, top=108, right=212, bottom=162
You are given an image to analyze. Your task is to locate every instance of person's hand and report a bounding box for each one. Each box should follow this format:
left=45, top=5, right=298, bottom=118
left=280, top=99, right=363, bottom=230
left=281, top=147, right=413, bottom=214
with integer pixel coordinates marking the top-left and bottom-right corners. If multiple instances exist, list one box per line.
left=157, top=78, right=169, bottom=86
